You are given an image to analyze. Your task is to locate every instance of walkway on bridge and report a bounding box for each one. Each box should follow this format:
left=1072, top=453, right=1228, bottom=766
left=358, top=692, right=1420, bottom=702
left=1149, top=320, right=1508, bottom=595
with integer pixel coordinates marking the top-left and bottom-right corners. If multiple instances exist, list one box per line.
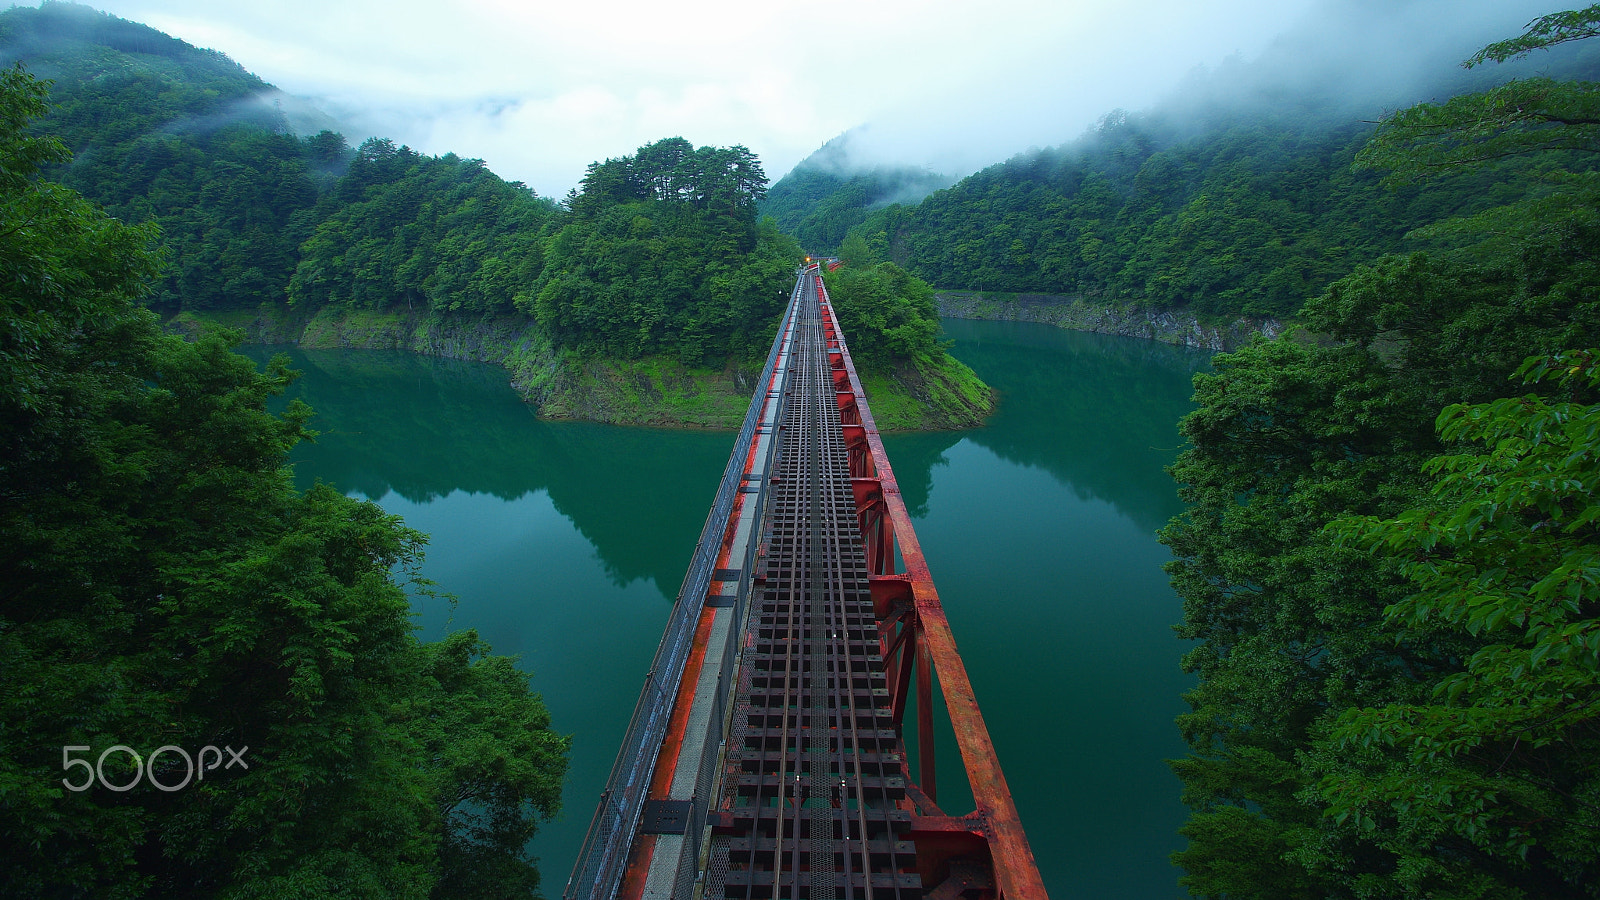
left=566, top=267, right=1044, bottom=900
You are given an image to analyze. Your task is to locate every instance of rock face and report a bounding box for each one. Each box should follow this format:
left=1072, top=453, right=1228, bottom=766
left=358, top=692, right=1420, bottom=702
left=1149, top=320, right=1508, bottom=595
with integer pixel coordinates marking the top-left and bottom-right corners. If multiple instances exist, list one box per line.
left=935, top=291, right=1283, bottom=352
left=169, top=305, right=986, bottom=429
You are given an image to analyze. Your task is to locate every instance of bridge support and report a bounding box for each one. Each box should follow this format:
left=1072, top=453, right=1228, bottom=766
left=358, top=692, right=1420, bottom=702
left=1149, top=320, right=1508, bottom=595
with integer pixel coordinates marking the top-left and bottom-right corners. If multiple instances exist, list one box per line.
left=816, top=276, right=1044, bottom=898
left=566, top=267, right=1044, bottom=900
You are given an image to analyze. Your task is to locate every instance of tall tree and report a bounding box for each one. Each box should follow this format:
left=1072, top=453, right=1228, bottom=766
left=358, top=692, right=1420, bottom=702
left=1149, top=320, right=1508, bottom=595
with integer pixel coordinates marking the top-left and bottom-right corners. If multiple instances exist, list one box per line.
left=524, top=137, right=795, bottom=362
left=1163, top=9, right=1600, bottom=898
left=0, top=66, right=568, bottom=899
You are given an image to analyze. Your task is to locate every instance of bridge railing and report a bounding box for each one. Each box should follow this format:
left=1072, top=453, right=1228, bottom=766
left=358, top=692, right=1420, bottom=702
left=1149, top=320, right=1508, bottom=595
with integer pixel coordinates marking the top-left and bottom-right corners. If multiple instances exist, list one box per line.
left=817, top=274, right=1048, bottom=899
left=563, top=272, right=805, bottom=900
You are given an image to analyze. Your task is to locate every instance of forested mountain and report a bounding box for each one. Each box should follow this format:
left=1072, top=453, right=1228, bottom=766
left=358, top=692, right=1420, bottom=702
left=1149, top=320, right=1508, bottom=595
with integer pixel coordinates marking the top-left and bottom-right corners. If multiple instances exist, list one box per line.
left=1, top=1, right=566, bottom=321
left=1159, top=9, right=1600, bottom=897
left=0, top=64, right=568, bottom=898
left=523, top=137, right=796, bottom=363
left=0, top=1, right=338, bottom=312
left=759, top=131, right=952, bottom=255
left=772, top=26, right=1600, bottom=320
left=0, top=1, right=972, bottom=404
left=287, top=139, right=560, bottom=316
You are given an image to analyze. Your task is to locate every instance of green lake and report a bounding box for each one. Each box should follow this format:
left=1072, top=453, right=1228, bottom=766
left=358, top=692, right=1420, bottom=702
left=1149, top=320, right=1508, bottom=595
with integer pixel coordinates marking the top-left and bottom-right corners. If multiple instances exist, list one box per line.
left=247, top=318, right=1210, bottom=898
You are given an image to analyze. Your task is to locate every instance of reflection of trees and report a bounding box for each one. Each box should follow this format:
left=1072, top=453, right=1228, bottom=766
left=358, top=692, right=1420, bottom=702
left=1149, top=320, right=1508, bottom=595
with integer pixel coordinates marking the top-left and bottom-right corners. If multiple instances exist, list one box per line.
left=240, top=322, right=1203, bottom=596
left=536, top=421, right=731, bottom=594
left=876, top=431, right=963, bottom=518
left=242, top=346, right=732, bottom=596
left=931, top=319, right=1210, bottom=534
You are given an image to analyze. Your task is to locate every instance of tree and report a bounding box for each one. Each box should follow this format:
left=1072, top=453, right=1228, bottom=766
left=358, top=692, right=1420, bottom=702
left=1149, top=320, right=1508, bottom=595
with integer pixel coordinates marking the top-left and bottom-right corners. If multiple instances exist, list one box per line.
left=1310, top=350, right=1600, bottom=897
left=0, top=66, right=567, bottom=899
left=1163, top=9, right=1600, bottom=897
left=522, top=137, right=795, bottom=362
left=825, top=262, right=940, bottom=361
left=1357, top=6, right=1600, bottom=179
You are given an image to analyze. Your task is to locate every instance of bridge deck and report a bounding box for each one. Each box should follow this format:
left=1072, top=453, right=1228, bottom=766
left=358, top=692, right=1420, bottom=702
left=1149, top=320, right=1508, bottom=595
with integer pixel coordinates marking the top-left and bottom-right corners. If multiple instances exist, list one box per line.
left=702, top=277, right=918, bottom=897
left=566, top=269, right=1044, bottom=900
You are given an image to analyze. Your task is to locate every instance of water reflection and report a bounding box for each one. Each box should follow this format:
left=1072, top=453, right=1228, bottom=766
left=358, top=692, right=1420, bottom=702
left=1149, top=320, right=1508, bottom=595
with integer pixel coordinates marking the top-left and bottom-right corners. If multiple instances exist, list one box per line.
left=239, top=323, right=1211, bottom=899
left=244, top=347, right=731, bottom=595
left=936, top=319, right=1210, bottom=533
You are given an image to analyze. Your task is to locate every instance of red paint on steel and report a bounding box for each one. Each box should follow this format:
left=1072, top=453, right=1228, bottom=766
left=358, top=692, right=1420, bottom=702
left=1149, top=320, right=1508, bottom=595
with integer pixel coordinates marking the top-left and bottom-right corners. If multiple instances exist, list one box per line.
left=614, top=281, right=801, bottom=895
left=616, top=584, right=720, bottom=900
left=817, top=275, right=1047, bottom=898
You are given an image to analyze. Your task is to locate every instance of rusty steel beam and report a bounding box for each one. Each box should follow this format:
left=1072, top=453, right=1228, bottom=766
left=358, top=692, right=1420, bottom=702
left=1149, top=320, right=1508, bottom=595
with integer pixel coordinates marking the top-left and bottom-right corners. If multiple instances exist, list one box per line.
left=579, top=266, right=1044, bottom=899
left=566, top=272, right=807, bottom=900
left=816, top=275, right=1047, bottom=898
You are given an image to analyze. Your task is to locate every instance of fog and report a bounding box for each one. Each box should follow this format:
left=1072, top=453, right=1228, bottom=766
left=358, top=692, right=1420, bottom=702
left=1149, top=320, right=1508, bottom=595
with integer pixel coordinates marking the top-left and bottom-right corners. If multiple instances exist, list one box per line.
left=830, top=0, right=1575, bottom=175
left=25, top=0, right=1581, bottom=193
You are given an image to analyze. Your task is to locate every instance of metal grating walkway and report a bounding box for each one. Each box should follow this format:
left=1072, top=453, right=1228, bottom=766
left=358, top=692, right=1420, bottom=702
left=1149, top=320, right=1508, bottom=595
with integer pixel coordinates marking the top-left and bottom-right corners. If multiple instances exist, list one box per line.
left=704, top=280, right=920, bottom=899
left=566, top=266, right=1045, bottom=900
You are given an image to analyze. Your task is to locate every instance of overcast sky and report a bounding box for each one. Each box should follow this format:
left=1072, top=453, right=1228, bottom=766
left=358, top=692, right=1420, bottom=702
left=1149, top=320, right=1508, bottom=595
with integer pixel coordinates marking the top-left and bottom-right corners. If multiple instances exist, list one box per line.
left=24, top=0, right=1569, bottom=196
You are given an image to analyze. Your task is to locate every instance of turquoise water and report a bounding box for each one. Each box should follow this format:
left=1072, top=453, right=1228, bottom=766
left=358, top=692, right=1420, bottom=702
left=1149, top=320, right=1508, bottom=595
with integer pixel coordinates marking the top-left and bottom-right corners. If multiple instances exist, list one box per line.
left=246, top=319, right=1209, bottom=897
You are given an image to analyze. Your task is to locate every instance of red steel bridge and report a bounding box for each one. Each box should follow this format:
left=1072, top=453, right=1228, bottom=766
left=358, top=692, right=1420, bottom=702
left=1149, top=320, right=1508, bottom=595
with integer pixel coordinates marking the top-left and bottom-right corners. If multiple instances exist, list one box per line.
left=564, top=266, right=1045, bottom=900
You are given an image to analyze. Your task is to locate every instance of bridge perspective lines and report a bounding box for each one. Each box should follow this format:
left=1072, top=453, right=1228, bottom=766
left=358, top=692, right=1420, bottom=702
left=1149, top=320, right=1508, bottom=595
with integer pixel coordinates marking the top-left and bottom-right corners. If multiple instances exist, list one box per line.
left=565, top=267, right=1045, bottom=900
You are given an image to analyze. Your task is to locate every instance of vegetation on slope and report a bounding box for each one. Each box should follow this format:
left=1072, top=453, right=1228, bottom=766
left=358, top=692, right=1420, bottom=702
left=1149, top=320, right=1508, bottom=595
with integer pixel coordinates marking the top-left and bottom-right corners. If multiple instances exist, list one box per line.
left=1161, top=9, right=1600, bottom=897
left=823, top=258, right=992, bottom=429
left=764, top=30, right=1600, bottom=322
left=1, top=3, right=980, bottom=427
left=0, top=66, right=568, bottom=899
left=523, top=136, right=796, bottom=364
left=288, top=137, right=561, bottom=316
left=760, top=132, right=952, bottom=255
left=0, top=1, right=333, bottom=312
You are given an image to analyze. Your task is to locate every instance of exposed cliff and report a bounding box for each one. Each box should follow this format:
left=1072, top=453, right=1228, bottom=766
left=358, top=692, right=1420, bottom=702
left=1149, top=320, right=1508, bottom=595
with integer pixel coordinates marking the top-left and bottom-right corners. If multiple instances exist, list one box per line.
left=935, top=291, right=1283, bottom=352
left=168, top=305, right=987, bottom=430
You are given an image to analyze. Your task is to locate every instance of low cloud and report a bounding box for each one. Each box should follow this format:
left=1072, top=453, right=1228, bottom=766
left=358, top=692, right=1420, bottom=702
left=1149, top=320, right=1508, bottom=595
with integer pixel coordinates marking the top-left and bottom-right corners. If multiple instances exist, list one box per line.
left=46, top=0, right=1577, bottom=193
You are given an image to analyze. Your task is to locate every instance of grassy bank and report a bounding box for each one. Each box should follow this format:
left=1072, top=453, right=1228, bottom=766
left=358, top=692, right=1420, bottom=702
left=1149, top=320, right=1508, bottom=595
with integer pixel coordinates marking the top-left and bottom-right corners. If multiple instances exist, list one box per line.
left=170, top=305, right=990, bottom=430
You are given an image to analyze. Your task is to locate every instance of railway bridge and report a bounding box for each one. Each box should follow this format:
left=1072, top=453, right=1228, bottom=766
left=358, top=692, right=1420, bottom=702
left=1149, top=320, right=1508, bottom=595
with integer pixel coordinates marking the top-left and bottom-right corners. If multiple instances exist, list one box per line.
left=564, top=266, right=1045, bottom=900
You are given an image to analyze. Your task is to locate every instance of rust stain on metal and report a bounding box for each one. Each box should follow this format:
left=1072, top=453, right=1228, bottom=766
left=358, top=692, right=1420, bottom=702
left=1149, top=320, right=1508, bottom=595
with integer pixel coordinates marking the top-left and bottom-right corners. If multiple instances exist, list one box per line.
left=818, top=276, right=1047, bottom=899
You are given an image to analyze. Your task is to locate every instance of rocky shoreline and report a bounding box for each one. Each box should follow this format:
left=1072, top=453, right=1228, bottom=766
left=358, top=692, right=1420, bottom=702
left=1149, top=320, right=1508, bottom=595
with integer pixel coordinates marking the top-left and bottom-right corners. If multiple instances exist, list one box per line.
left=168, top=304, right=989, bottom=430
left=934, top=290, right=1284, bottom=352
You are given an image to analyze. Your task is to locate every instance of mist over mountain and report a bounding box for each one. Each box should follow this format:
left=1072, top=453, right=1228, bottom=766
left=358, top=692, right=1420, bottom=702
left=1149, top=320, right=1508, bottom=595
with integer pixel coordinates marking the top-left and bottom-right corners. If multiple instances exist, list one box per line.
left=759, top=129, right=955, bottom=255
left=786, top=0, right=1575, bottom=180
left=769, top=0, right=1600, bottom=298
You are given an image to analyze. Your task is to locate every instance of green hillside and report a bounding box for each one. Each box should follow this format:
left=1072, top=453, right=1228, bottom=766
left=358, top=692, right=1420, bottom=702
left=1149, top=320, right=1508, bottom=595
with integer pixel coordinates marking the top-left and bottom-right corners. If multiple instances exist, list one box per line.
left=772, top=33, right=1600, bottom=321
left=0, top=62, right=569, bottom=900
left=760, top=131, right=952, bottom=255
left=0, top=1, right=985, bottom=427
left=1154, top=10, right=1600, bottom=897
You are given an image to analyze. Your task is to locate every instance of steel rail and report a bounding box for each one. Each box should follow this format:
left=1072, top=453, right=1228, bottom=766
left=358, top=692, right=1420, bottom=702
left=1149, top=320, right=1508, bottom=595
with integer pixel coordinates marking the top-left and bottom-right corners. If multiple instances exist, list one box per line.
left=564, top=273, right=807, bottom=900
left=706, top=272, right=922, bottom=897
left=577, top=267, right=1043, bottom=899
left=816, top=275, right=1047, bottom=898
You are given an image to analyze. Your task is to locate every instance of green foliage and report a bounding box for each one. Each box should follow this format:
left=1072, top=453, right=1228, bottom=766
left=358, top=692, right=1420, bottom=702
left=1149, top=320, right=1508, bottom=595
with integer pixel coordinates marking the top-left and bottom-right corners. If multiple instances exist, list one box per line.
left=85, top=126, right=327, bottom=311
left=820, top=261, right=993, bottom=428
left=0, top=2, right=314, bottom=312
left=824, top=262, right=940, bottom=362
left=0, top=1, right=268, bottom=153
left=760, top=135, right=951, bottom=255
left=0, top=13, right=844, bottom=379
left=528, top=137, right=799, bottom=364
left=570, top=136, right=767, bottom=227
left=1357, top=77, right=1600, bottom=180
left=814, top=46, right=1600, bottom=319
left=0, top=67, right=567, bottom=898
left=1163, top=10, right=1600, bottom=898
left=0, top=5, right=567, bottom=320
left=1359, top=7, right=1600, bottom=181
left=1312, top=351, right=1600, bottom=895
left=288, top=139, right=558, bottom=314
left=1468, top=5, right=1600, bottom=66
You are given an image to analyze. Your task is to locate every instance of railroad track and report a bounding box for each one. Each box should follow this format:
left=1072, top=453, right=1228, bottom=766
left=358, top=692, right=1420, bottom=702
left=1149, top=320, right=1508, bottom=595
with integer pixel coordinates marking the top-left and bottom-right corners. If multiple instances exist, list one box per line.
left=567, top=268, right=1044, bottom=900
left=703, top=275, right=918, bottom=897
